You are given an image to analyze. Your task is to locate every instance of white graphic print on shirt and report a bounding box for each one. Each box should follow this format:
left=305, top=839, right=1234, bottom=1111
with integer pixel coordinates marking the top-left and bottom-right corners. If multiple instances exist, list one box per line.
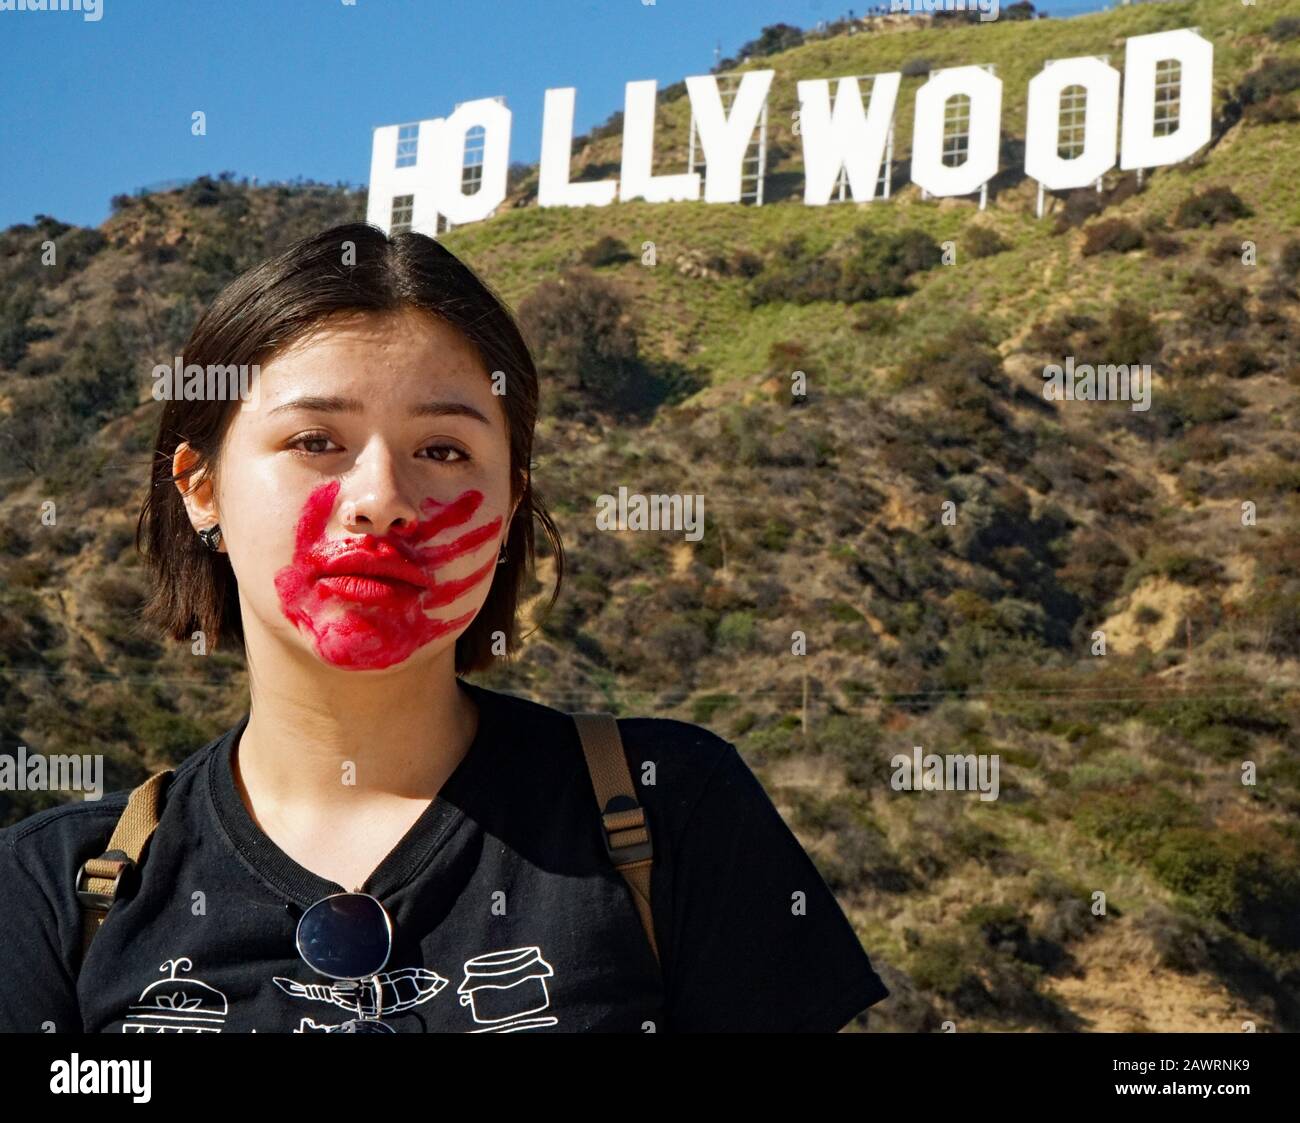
left=276, top=945, right=561, bottom=1032
left=457, top=946, right=558, bottom=1033
left=273, top=966, right=448, bottom=1032
left=121, top=958, right=229, bottom=1034
left=118, top=945, right=561, bottom=1032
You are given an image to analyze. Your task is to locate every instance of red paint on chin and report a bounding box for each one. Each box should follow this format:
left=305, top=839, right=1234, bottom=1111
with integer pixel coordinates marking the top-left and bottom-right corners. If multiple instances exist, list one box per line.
left=273, top=480, right=503, bottom=670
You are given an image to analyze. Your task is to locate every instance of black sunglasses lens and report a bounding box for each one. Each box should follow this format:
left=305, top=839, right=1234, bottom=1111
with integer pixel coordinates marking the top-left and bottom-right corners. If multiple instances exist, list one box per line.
left=297, top=893, right=392, bottom=979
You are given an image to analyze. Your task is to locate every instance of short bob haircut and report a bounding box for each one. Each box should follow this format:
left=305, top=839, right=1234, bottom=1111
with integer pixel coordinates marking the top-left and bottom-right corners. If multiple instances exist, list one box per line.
left=136, top=221, right=564, bottom=673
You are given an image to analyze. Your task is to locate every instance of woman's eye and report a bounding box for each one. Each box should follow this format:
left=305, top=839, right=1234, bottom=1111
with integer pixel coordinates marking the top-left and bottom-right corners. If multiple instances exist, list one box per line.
left=423, top=444, right=468, bottom=464
left=289, top=432, right=338, bottom=456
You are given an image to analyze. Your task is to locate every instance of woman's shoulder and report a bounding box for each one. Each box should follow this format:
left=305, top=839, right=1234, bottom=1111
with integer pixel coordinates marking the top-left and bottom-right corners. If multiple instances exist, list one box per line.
left=0, top=794, right=129, bottom=911
left=0, top=721, right=225, bottom=886
left=2, top=778, right=138, bottom=846
left=467, top=679, right=737, bottom=774
left=463, top=680, right=743, bottom=838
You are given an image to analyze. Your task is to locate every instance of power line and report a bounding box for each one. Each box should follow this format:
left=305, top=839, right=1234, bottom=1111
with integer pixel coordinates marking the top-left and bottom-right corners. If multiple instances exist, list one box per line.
left=0, top=664, right=1291, bottom=708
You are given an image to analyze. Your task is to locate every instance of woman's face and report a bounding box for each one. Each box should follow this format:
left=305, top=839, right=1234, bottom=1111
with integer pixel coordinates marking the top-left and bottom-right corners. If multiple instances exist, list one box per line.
left=178, top=306, right=519, bottom=672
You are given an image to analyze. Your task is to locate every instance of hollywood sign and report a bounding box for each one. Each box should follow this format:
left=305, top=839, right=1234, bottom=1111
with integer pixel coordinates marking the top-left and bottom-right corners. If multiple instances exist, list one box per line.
left=366, top=27, right=1212, bottom=235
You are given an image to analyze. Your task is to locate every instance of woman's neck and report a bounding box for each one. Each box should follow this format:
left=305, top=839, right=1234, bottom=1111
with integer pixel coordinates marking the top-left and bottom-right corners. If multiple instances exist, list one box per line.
left=235, top=640, right=479, bottom=814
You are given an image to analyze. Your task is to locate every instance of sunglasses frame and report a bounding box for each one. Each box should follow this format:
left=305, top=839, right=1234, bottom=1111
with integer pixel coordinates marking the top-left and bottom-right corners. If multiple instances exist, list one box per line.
left=295, top=890, right=395, bottom=983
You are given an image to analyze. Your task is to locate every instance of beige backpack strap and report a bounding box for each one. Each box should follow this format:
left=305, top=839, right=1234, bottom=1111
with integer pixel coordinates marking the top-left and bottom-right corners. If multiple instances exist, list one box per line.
left=77, top=769, right=174, bottom=964
left=572, top=712, right=659, bottom=968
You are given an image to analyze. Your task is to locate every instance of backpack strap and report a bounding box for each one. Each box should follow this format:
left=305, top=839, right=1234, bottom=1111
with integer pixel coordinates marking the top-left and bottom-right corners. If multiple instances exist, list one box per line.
left=76, top=769, right=173, bottom=965
left=572, top=712, right=659, bottom=968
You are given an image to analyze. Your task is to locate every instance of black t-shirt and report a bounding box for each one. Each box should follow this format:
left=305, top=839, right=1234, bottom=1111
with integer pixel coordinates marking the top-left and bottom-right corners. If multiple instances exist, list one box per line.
left=0, top=679, right=889, bottom=1033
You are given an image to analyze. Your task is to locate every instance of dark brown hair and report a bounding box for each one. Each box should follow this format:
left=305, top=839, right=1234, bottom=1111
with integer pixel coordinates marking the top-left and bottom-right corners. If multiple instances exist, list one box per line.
left=135, top=221, right=564, bottom=672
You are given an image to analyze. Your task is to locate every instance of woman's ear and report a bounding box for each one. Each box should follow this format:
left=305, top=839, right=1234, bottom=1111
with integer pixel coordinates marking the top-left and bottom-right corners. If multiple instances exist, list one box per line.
left=173, top=442, right=223, bottom=548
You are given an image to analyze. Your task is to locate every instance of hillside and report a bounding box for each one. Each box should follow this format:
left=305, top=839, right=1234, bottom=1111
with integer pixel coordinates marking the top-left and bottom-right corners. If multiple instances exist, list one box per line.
left=2, top=0, right=1300, bottom=1031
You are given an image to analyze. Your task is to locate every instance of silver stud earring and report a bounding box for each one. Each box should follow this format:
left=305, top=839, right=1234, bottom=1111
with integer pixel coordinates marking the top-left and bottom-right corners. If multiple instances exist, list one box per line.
left=198, top=524, right=223, bottom=551
left=497, top=543, right=508, bottom=566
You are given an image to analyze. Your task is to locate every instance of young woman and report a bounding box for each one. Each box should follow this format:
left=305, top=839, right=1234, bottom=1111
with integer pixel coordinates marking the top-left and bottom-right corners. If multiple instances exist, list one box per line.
left=0, top=222, right=889, bottom=1033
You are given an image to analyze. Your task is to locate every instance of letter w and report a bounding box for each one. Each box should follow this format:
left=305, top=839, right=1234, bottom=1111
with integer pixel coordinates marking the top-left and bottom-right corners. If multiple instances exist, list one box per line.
left=798, top=73, right=901, bottom=205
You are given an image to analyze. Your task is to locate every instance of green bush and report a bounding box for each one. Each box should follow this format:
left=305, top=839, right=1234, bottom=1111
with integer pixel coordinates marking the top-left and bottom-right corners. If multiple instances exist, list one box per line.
left=1148, top=231, right=1183, bottom=257
left=1243, top=96, right=1300, bottom=126
left=1074, top=785, right=1202, bottom=852
left=1184, top=273, right=1249, bottom=329
left=1239, top=58, right=1300, bottom=105
left=749, top=227, right=942, bottom=306
left=5, top=557, right=52, bottom=588
left=50, top=227, right=107, bottom=277
left=1081, top=218, right=1144, bottom=256
left=756, top=518, right=793, bottom=552
left=1278, top=238, right=1300, bottom=280
left=716, top=611, right=756, bottom=651
left=1069, top=753, right=1146, bottom=790
left=1142, top=906, right=1216, bottom=973
left=1135, top=544, right=1224, bottom=587
left=909, top=938, right=973, bottom=993
left=518, top=267, right=665, bottom=417
left=963, top=224, right=1010, bottom=259
left=1173, top=187, right=1252, bottom=229
left=579, top=235, right=633, bottom=268
left=838, top=228, right=943, bottom=303
left=1142, top=688, right=1289, bottom=760
left=126, top=707, right=213, bottom=759
left=731, top=21, right=803, bottom=62
left=948, top=821, right=1006, bottom=864
left=0, top=283, right=51, bottom=368
left=735, top=721, right=804, bottom=765
left=1094, top=304, right=1162, bottom=367
left=730, top=711, right=757, bottom=737
left=0, top=590, right=61, bottom=666
left=1218, top=343, right=1266, bottom=379
left=182, top=175, right=226, bottom=207
left=1052, top=189, right=1106, bottom=232
left=93, top=575, right=147, bottom=614
left=828, top=601, right=864, bottom=623
left=1150, top=829, right=1300, bottom=950
left=1151, top=382, right=1243, bottom=435
left=1243, top=581, right=1300, bottom=657
left=691, top=693, right=736, bottom=724
left=1269, top=16, right=1300, bottom=42
left=1024, top=310, right=1098, bottom=356
left=100, top=617, right=163, bottom=660
left=813, top=713, right=884, bottom=785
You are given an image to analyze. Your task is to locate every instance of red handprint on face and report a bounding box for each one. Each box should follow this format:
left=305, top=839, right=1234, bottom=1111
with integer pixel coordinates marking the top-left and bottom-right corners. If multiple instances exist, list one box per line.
left=274, top=479, right=503, bottom=670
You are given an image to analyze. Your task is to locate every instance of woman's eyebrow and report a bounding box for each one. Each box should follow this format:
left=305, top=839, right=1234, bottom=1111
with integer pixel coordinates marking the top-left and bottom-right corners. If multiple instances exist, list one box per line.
left=266, top=395, right=491, bottom=424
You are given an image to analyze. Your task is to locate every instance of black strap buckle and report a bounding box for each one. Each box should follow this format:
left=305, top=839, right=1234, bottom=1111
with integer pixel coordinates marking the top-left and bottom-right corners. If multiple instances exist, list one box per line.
left=601, top=798, right=653, bottom=866
left=75, top=850, right=136, bottom=911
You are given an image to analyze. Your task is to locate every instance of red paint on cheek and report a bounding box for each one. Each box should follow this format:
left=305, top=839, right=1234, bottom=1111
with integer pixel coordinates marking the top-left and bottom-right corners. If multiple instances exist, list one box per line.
left=273, top=480, right=503, bottom=670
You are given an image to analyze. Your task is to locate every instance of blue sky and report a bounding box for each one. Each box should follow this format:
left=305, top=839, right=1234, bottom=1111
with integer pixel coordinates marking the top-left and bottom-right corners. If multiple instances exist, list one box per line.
left=0, top=0, right=1109, bottom=230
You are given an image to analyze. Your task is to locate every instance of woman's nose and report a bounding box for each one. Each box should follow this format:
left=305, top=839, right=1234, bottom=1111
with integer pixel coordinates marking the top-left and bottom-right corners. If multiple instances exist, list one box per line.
left=338, top=448, right=422, bottom=537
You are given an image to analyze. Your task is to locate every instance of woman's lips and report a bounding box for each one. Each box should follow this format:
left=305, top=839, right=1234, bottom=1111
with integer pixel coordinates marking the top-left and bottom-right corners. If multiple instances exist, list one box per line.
left=312, top=546, right=432, bottom=605
left=315, top=572, right=426, bottom=605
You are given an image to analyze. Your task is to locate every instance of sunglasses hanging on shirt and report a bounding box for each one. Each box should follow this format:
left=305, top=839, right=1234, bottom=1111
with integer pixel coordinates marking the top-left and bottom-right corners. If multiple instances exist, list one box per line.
left=289, top=891, right=396, bottom=1033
